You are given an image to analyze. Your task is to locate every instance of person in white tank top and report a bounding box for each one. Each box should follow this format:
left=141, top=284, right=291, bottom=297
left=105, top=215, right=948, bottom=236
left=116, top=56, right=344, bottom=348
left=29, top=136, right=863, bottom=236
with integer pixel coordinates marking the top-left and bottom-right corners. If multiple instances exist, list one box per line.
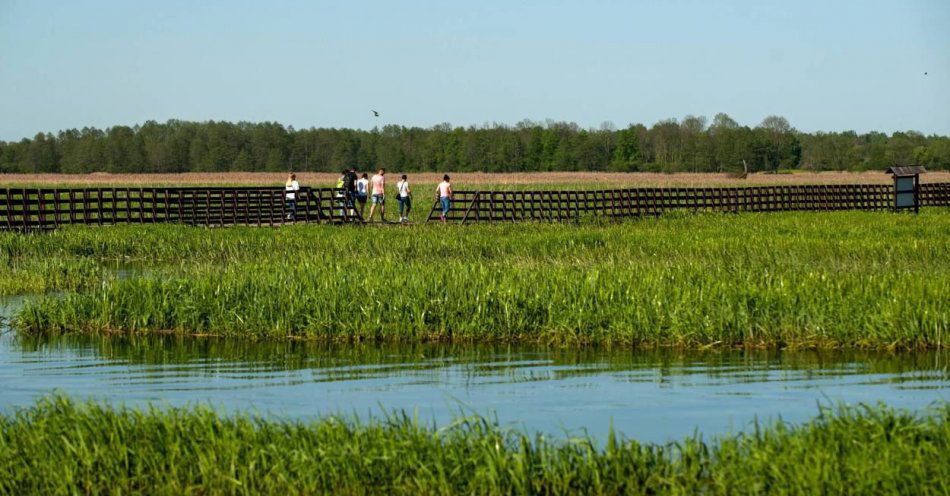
left=435, top=175, right=452, bottom=223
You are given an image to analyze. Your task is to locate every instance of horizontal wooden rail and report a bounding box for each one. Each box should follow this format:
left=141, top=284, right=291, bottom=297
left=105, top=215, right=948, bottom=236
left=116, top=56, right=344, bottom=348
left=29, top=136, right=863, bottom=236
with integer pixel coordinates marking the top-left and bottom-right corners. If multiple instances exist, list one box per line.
left=426, top=183, right=950, bottom=223
left=3, top=183, right=946, bottom=230
left=0, top=186, right=363, bottom=230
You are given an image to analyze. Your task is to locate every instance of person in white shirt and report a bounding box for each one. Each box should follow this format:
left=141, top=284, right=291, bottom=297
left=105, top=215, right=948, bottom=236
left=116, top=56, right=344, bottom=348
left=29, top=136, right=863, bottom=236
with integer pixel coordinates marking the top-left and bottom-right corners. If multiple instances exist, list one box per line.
left=396, top=174, right=412, bottom=222
left=356, top=173, right=369, bottom=218
left=284, top=173, right=300, bottom=221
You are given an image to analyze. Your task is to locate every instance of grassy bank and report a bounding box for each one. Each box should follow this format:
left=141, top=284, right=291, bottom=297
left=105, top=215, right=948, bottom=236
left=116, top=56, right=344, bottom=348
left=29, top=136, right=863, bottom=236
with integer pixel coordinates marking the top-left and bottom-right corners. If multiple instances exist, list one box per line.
left=1, top=396, right=947, bottom=495
left=9, top=210, right=950, bottom=348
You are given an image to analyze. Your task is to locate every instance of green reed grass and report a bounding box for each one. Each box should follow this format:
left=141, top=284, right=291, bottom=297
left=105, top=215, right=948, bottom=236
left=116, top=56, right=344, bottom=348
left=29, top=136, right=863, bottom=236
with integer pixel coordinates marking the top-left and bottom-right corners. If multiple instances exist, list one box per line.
left=0, top=396, right=946, bottom=495
left=8, top=210, right=950, bottom=348
left=0, top=255, right=105, bottom=295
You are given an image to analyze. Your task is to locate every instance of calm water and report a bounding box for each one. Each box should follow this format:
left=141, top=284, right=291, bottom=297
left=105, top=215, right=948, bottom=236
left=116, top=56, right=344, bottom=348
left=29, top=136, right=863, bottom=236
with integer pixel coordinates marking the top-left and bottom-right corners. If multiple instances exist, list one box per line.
left=1, top=297, right=947, bottom=442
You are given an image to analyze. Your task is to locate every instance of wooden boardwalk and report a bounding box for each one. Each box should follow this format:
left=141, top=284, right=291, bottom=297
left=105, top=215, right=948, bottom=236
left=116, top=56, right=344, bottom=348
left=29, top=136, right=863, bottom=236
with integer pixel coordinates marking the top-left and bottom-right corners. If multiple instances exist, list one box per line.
left=1, top=183, right=947, bottom=230
left=426, top=183, right=950, bottom=223
left=0, top=186, right=362, bottom=230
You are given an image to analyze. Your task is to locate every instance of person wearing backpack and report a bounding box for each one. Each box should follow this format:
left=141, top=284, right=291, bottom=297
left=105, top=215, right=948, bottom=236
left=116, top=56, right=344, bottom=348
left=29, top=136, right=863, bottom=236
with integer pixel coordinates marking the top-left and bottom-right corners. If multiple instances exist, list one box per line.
left=334, top=170, right=347, bottom=218
left=343, top=168, right=358, bottom=215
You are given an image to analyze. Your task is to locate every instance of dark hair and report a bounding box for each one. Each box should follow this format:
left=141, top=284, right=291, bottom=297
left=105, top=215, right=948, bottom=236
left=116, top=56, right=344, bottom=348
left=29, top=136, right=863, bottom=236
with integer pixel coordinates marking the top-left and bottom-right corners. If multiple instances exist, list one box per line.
left=379, top=168, right=386, bottom=174
left=443, top=175, right=450, bottom=181
left=401, top=174, right=407, bottom=180
left=290, top=173, right=296, bottom=180
left=341, top=169, right=348, bottom=175
left=361, top=173, right=368, bottom=179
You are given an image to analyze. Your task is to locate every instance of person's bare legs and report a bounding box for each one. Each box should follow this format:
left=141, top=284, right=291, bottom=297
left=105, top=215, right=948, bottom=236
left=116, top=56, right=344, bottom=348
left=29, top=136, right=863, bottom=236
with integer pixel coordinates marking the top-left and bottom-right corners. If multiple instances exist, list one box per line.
left=368, top=203, right=377, bottom=222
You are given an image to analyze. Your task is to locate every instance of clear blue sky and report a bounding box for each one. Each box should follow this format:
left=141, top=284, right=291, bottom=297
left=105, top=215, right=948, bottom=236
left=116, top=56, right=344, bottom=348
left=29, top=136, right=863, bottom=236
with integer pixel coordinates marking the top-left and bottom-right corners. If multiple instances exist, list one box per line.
left=1, top=0, right=948, bottom=141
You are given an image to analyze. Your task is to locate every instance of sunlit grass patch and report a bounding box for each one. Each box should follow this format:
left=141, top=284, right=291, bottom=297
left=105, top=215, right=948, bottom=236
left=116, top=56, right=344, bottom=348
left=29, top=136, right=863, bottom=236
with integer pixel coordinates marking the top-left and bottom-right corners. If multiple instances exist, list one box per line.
left=7, top=210, right=949, bottom=349
left=1, top=395, right=947, bottom=495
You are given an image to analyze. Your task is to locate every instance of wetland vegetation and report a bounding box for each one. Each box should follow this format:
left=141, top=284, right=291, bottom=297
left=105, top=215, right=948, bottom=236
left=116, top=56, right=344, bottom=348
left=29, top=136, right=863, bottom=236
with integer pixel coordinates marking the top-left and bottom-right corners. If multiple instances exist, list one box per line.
left=1, top=396, right=947, bottom=495
left=2, top=204, right=948, bottom=495
left=5, top=209, right=948, bottom=349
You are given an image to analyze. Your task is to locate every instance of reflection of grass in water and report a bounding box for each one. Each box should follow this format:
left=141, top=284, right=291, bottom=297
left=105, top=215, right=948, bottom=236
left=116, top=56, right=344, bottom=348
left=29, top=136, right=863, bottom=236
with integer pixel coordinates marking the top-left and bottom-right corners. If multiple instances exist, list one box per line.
left=7, top=210, right=950, bottom=348
left=14, top=335, right=950, bottom=384
left=1, top=395, right=947, bottom=495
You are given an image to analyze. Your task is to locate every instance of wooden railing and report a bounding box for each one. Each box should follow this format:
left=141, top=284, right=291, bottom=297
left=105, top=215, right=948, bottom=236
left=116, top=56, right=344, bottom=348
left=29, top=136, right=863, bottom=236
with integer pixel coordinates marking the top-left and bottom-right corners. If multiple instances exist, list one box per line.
left=920, top=182, right=950, bottom=206
left=2, top=182, right=946, bottom=230
left=0, top=187, right=362, bottom=230
left=426, top=183, right=950, bottom=223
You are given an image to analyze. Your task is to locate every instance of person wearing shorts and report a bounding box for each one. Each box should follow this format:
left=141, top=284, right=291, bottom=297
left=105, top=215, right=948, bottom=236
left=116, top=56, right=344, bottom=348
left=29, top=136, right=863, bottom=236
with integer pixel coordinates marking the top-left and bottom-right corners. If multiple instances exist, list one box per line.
left=356, top=173, right=369, bottom=218
left=367, top=168, right=386, bottom=222
left=436, top=174, right=453, bottom=223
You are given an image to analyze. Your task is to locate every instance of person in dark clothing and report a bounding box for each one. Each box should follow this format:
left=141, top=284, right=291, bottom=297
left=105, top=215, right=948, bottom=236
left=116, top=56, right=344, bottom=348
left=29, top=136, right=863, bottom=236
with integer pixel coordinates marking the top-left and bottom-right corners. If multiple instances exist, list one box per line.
left=343, top=168, right=358, bottom=213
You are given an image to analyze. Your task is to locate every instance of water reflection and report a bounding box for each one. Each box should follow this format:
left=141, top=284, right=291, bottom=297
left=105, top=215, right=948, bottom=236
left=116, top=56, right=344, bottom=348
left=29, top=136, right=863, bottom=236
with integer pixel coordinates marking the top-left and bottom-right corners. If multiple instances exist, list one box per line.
left=2, top=334, right=946, bottom=441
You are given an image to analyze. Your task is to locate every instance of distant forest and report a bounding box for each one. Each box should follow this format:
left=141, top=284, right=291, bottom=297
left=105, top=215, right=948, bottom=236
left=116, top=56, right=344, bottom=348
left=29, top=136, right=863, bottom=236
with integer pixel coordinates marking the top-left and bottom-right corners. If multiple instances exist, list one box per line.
left=2, top=114, right=948, bottom=174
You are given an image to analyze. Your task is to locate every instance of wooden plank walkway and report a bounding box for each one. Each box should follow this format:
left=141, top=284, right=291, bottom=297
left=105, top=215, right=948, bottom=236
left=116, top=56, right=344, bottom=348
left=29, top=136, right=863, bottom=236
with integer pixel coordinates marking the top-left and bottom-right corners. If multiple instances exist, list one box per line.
left=425, top=183, right=950, bottom=223
left=1, top=183, right=947, bottom=231
left=0, top=186, right=362, bottom=230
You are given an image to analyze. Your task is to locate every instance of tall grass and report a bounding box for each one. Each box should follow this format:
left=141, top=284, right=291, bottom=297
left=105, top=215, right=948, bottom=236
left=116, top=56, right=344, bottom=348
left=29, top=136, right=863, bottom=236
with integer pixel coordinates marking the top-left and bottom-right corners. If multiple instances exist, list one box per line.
left=0, top=396, right=947, bottom=495
left=0, top=257, right=104, bottom=295
left=9, top=210, right=950, bottom=348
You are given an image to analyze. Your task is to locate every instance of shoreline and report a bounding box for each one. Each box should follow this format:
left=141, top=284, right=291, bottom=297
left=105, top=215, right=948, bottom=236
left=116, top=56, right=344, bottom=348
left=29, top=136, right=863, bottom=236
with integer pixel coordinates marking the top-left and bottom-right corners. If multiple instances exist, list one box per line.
left=11, top=324, right=946, bottom=351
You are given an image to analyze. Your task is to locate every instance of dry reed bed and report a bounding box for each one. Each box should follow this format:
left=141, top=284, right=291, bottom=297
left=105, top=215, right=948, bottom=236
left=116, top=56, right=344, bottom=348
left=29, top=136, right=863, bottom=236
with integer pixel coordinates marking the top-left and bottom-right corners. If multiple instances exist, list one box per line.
left=3, top=170, right=949, bottom=188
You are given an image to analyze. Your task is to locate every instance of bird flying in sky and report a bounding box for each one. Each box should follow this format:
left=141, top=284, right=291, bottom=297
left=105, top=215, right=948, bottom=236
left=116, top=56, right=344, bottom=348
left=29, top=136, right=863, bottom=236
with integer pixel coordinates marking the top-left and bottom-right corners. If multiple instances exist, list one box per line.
left=372, top=110, right=379, bottom=117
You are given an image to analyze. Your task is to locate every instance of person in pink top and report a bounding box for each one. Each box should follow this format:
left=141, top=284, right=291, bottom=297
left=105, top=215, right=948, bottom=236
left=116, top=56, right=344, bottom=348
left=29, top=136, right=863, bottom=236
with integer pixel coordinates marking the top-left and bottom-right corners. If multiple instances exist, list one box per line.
left=367, top=168, right=387, bottom=222
left=435, top=174, right=453, bottom=223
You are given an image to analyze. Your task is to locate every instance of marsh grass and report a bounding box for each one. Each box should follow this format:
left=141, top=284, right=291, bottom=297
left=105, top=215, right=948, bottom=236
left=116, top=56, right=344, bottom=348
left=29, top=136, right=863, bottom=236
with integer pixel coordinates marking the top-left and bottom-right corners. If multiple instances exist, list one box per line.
left=0, top=396, right=947, bottom=495
left=8, top=210, right=950, bottom=348
left=0, top=255, right=105, bottom=295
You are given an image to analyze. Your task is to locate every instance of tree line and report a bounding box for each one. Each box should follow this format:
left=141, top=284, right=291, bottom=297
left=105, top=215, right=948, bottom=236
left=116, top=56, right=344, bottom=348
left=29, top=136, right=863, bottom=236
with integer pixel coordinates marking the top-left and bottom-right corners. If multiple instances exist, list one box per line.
left=2, top=114, right=948, bottom=174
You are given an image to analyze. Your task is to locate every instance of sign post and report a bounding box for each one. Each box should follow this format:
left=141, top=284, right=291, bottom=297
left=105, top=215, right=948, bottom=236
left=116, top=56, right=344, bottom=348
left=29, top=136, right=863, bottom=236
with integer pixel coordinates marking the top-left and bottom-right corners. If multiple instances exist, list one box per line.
left=885, top=166, right=925, bottom=214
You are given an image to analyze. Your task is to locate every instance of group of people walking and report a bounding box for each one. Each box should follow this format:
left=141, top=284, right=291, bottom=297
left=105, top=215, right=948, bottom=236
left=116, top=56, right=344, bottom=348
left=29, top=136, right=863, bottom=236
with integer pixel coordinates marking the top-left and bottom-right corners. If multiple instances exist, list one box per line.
left=284, top=170, right=454, bottom=223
